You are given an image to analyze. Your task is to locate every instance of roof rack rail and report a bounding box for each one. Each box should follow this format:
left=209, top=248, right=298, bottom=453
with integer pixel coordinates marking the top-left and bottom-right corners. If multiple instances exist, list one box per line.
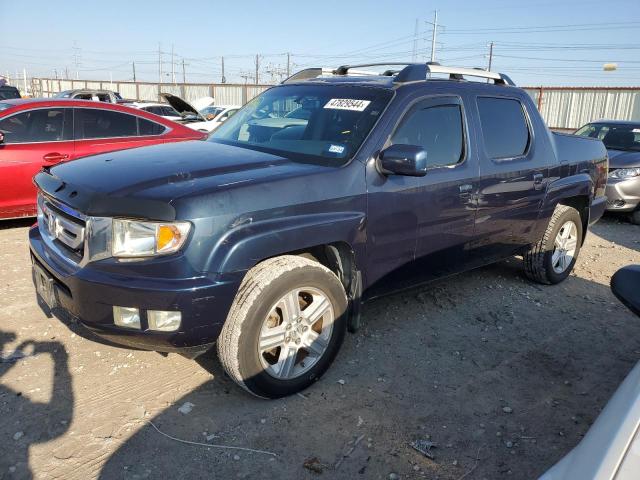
left=282, top=62, right=516, bottom=86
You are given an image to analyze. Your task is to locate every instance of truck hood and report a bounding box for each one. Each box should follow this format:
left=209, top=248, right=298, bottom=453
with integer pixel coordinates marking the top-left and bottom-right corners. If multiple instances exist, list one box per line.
left=607, top=149, right=640, bottom=168
left=37, top=141, right=329, bottom=221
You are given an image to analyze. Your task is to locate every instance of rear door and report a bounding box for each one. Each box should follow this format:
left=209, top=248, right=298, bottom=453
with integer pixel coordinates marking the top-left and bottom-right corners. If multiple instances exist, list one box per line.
left=0, top=107, right=74, bottom=218
left=473, top=95, right=550, bottom=258
left=73, top=108, right=167, bottom=157
left=365, top=94, right=479, bottom=297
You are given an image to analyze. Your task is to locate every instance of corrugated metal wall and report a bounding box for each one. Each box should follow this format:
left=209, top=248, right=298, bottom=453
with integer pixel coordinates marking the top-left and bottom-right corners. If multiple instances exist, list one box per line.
left=524, top=87, right=640, bottom=130
left=34, top=78, right=272, bottom=107
left=31, top=78, right=640, bottom=130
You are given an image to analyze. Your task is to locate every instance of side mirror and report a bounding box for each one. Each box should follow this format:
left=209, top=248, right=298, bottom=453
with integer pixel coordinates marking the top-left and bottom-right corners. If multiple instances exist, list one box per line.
left=611, top=265, right=640, bottom=317
left=377, top=144, right=427, bottom=177
left=219, top=116, right=228, bottom=122
left=0, top=131, right=4, bottom=144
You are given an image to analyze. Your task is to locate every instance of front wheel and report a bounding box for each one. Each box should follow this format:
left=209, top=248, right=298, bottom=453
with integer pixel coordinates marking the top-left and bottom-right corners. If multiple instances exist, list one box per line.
left=524, top=205, right=583, bottom=284
left=630, top=208, right=640, bottom=225
left=217, top=255, right=347, bottom=398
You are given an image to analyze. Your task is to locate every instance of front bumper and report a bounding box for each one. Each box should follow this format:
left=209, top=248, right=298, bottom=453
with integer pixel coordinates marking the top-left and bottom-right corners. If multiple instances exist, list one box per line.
left=29, top=226, right=241, bottom=356
left=605, top=175, right=640, bottom=212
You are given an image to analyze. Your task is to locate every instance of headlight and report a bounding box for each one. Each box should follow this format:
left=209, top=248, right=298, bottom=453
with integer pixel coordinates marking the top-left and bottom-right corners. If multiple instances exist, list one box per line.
left=112, top=219, right=191, bottom=257
left=609, top=167, right=640, bottom=179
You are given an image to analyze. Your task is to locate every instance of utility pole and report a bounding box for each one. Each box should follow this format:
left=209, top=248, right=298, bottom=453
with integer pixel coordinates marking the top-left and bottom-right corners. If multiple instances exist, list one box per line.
left=65, top=67, right=69, bottom=80
left=158, top=43, right=162, bottom=84
left=54, top=69, right=58, bottom=79
left=23, top=68, right=27, bottom=95
left=286, top=52, right=291, bottom=77
left=487, top=41, right=494, bottom=71
left=182, top=58, right=186, bottom=83
left=221, top=56, right=226, bottom=83
left=255, top=54, right=260, bottom=84
left=132, top=62, right=137, bottom=82
left=430, top=10, right=438, bottom=63
left=412, top=18, right=419, bottom=62
left=72, top=42, right=81, bottom=80
left=171, top=44, right=176, bottom=84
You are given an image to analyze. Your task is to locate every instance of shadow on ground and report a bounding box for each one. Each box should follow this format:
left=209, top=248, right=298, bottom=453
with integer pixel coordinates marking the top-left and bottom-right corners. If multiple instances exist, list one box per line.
left=96, top=258, right=640, bottom=479
left=593, top=214, right=640, bottom=251
left=0, top=330, right=74, bottom=479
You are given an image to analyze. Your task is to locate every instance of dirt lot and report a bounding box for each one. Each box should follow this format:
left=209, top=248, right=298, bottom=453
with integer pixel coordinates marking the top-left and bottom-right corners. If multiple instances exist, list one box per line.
left=1, top=216, right=639, bottom=480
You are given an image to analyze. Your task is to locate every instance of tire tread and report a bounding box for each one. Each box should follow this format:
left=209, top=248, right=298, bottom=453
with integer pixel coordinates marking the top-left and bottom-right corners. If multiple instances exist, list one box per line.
left=524, top=204, right=576, bottom=284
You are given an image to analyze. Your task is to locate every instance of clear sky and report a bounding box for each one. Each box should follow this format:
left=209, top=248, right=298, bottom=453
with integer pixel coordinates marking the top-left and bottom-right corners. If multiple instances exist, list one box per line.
left=1, top=0, right=639, bottom=87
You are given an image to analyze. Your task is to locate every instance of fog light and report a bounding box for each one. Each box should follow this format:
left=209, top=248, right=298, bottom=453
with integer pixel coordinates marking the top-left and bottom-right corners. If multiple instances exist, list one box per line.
left=148, top=310, right=181, bottom=332
left=113, top=306, right=141, bottom=329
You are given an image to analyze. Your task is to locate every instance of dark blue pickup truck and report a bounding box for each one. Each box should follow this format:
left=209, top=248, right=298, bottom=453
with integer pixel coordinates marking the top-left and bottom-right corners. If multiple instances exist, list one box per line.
left=29, top=63, right=608, bottom=398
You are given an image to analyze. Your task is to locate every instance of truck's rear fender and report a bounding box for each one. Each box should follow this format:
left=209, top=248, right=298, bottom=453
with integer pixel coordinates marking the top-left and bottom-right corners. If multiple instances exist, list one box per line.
left=205, top=212, right=366, bottom=276
left=540, top=173, right=593, bottom=243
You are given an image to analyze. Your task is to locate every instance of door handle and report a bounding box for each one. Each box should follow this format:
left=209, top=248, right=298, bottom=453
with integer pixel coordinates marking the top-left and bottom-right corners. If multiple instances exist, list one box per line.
left=43, top=152, right=69, bottom=163
left=533, top=173, right=544, bottom=190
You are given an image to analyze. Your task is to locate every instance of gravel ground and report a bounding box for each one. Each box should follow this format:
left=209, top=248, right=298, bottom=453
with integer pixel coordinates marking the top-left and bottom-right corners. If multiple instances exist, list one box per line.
left=1, top=216, right=639, bottom=480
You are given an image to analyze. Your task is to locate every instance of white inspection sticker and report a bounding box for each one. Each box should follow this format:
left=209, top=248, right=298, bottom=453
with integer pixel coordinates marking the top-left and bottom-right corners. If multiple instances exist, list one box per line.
left=328, top=144, right=345, bottom=154
left=324, top=98, right=371, bottom=111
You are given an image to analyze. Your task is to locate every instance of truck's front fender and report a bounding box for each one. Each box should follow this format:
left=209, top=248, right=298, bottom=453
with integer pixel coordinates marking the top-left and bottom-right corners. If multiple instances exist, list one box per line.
left=205, top=212, right=366, bottom=275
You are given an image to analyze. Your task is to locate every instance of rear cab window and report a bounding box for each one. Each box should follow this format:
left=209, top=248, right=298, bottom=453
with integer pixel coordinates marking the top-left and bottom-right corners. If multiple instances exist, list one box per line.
left=477, top=97, right=531, bottom=159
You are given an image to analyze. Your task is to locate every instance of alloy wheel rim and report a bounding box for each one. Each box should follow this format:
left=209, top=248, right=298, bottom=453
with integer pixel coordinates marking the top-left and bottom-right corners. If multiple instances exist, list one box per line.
left=552, top=221, right=578, bottom=274
left=258, top=286, right=334, bottom=380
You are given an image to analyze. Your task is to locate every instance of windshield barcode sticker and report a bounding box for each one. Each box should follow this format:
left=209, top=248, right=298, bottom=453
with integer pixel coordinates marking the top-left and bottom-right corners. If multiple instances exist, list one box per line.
left=324, top=99, right=371, bottom=111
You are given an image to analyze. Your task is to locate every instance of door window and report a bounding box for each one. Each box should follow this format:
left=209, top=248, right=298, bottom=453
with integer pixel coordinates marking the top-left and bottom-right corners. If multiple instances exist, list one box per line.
left=477, top=97, right=530, bottom=159
left=74, top=109, right=138, bottom=139
left=391, top=103, right=465, bottom=168
left=138, top=117, right=166, bottom=136
left=0, top=108, right=71, bottom=143
left=162, top=107, right=179, bottom=117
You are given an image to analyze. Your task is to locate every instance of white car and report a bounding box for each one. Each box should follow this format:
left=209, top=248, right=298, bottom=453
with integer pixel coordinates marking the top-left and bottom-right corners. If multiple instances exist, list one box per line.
left=540, top=265, right=640, bottom=479
left=125, top=102, right=183, bottom=121
left=161, top=93, right=240, bottom=133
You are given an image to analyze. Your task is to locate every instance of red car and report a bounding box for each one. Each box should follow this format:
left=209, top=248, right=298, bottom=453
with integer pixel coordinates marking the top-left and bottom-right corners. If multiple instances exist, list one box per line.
left=0, top=98, right=205, bottom=219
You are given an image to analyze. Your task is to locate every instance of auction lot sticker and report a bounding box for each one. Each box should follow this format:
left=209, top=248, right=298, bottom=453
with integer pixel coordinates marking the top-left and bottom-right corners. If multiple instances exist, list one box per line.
left=324, top=98, right=371, bottom=111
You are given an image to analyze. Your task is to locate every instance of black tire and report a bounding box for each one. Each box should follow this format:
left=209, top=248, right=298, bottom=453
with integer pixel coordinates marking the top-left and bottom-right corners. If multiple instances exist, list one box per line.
left=630, top=208, right=640, bottom=226
left=524, top=205, right=583, bottom=285
left=217, top=255, right=348, bottom=399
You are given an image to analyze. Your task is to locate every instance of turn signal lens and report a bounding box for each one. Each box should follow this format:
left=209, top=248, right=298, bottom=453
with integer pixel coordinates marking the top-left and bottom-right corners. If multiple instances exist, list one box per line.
left=157, top=224, right=185, bottom=253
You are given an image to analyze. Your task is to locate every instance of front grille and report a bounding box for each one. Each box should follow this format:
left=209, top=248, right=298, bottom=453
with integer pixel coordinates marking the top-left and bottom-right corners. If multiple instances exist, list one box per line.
left=39, top=195, right=86, bottom=262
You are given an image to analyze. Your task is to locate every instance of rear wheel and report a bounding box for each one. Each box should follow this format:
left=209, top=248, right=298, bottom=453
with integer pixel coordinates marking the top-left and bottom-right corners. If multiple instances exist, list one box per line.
left=217, top=255, right=347, bottom=398
left=524, top=205, right=583, bottom=284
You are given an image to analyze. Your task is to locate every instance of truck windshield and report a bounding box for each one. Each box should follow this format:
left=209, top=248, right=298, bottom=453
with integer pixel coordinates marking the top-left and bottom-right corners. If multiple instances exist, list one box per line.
left=576, top=123, right=640, bottom=152
left=209, top=84, right=392, bottom=165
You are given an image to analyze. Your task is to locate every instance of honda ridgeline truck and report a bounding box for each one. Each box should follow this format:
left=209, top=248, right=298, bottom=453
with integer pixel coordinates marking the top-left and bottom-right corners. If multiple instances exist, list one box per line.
left=29, top=64, right=608, bottom=398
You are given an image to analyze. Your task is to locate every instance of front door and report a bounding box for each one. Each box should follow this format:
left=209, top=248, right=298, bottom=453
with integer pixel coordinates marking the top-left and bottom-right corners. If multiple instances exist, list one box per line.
left=365, top=95, right=478, bottom=298
left=0, top=107, right=74, bottom=218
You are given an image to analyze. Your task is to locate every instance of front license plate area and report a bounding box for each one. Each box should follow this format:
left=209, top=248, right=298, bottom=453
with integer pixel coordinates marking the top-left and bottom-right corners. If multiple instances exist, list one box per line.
left=33, top=264, right=57, bottom=312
